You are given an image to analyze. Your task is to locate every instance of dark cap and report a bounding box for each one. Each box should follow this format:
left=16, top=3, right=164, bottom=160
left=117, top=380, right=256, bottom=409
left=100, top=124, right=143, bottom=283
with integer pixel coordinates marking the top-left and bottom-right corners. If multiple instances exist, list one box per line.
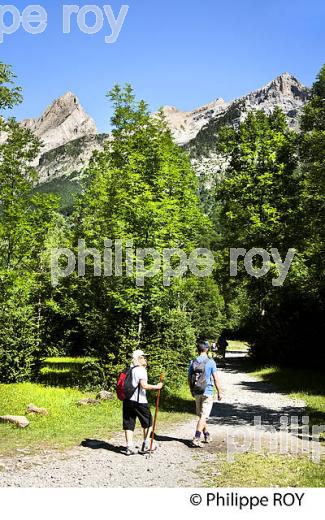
left=198, top=340, right=209, bottom=351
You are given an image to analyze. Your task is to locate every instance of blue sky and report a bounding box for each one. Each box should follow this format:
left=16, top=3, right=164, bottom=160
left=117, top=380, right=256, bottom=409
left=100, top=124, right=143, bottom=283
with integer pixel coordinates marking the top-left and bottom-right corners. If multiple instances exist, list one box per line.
left=2, top=0, right=325, bottom=132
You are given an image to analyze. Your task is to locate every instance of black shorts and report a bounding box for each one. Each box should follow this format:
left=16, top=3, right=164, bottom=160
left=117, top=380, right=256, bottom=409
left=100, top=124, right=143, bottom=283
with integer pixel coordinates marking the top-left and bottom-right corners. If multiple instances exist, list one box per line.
left=123, top=400, right=153, bottom=431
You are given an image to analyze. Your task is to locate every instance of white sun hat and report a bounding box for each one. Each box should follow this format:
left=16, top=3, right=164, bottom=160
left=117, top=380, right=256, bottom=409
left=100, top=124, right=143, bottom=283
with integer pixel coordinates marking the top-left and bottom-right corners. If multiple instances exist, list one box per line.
left=132, top=349, right=149, bottom=362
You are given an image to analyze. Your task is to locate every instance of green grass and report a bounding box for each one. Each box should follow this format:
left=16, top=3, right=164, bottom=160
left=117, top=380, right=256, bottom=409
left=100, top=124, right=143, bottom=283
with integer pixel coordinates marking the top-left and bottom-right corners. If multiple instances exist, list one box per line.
left=227, top=340, right=249, bottom=352
left=0, top=358, right=194, bottom=457
left=39, top=357, right=97, bottom=387
left=201, top=452, right=325, bottom=487
left=44, top=357, right=96, bottom=364
left=0, top=382, right=122, bottom=456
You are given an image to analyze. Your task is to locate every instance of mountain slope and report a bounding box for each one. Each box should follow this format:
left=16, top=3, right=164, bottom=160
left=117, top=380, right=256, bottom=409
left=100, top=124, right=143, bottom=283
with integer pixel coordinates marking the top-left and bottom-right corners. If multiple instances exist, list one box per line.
left=161, top=97, right=227, bottom=145
left=187, top=73, right=309, bottom=158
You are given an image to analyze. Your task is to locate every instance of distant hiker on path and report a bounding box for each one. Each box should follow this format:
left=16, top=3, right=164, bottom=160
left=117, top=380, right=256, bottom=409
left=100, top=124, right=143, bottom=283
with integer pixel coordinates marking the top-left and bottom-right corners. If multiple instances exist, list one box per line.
left=211, top=339, right=218, bottom=360
left=217, top=333, right=228, bottom=360
left=188, top=341, right=222, bottom=446
left=119, top=349, right=163, bottom=456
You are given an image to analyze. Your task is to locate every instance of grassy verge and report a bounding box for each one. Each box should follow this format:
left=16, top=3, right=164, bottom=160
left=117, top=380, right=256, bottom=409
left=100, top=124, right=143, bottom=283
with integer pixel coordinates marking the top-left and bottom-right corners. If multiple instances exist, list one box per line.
left=227, top=340, right=249, bottom=352
left=200, top=452, right=325, bottom=487
left=39, top=357, right=97, bottom=387
left=44, top=357, right=96, bottom=364
left=0, top=382, right=121, bottom=457
left=0, top=376, right=194, bottom=458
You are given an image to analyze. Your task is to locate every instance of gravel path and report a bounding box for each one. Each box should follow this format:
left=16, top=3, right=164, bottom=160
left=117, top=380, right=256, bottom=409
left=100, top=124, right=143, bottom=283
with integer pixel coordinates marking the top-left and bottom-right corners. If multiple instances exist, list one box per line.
left=0, top=353, right=321, bottom=487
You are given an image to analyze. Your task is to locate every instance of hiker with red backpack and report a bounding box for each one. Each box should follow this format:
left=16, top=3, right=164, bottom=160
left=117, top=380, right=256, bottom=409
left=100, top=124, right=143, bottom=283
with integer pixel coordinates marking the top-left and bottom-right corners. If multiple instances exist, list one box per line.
left=116, top=349, right=163, bottom=456
left=188, top=340, right=222, bottom=446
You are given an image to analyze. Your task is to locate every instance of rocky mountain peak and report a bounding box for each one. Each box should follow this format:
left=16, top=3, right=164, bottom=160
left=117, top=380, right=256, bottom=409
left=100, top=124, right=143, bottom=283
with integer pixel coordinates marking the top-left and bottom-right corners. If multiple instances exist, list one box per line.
left=21, top=92, right=98, bottom=156
left=228, top=72, right=309, bottom=130
left=258, top=72, right=308, bottom=99
left=161, top=97, right=227, bottom=145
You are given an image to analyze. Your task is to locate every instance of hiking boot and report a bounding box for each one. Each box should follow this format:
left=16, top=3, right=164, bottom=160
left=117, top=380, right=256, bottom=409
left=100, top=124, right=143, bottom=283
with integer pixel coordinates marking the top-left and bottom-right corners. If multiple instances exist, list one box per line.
left=192, top=437, right=203, bottom=447
left=203, top=433, right=212, bottom=444
left=122, top=447, right=137, bottom=456
left=138, top=441, right=157, bottom=455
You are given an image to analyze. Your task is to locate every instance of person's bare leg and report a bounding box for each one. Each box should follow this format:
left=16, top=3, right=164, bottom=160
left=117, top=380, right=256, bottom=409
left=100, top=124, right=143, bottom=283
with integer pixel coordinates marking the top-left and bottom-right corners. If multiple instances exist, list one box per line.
left=193, top=415, right=207, bottom=445
left=196, top=416, right=207, bottom=433
left=125, top=430, right=134, bottom=447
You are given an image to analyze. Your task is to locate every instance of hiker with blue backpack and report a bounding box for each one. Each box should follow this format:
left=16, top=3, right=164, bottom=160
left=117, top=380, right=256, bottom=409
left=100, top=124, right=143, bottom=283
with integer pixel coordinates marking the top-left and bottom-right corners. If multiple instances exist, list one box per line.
left=116, top=349, right=163, bottom=456
left=188, top=340, right=222, bottom=446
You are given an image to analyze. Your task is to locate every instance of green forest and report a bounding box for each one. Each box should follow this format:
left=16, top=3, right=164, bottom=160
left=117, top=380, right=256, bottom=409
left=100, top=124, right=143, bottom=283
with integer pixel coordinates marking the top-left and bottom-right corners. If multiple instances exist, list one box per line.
left=0, top=62, right=324, bottom=389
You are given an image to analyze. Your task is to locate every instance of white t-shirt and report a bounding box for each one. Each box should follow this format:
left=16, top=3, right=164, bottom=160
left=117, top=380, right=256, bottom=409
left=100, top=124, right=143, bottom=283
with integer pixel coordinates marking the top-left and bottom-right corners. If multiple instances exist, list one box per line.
left=129, top=365, right=148, bottom=404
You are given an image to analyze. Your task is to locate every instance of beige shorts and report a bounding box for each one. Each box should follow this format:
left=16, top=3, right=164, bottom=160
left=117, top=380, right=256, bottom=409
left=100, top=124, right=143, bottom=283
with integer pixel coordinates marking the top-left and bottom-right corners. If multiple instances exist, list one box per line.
left=195, top=395, right=214, bottom=418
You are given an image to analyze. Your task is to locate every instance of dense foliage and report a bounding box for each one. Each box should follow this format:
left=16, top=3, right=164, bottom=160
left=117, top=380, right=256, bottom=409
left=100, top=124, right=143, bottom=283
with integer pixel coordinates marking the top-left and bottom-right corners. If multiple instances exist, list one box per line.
left=212, top=68, right=325, bottom=366
left=0, top=63, right=58, bottom=382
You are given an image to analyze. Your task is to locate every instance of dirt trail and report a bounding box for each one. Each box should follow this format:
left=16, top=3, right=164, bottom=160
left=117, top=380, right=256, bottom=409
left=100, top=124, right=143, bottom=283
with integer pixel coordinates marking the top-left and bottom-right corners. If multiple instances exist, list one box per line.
left=0, top=352, right=322, bottom=487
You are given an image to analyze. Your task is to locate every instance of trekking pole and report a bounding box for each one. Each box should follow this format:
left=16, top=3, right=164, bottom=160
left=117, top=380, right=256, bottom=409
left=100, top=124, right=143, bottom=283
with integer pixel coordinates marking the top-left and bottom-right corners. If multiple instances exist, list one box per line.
left=149, top=372, right=164, bottom=457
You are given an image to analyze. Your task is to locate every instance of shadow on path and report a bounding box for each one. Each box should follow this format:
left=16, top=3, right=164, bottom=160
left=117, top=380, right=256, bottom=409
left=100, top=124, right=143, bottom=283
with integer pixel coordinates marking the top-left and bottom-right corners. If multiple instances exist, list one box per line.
left=154, top=434, right=195, bottom=448
left=209, top=353, right=306, bottom=429
left=81, top=438, right=125, bottom=454
left=208, top=402, right=305, bottom=429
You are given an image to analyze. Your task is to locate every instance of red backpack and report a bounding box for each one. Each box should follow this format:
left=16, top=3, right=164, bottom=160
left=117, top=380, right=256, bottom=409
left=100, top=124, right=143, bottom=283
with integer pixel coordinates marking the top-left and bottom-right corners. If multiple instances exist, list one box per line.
left=116, top=367, right=139, bottom=401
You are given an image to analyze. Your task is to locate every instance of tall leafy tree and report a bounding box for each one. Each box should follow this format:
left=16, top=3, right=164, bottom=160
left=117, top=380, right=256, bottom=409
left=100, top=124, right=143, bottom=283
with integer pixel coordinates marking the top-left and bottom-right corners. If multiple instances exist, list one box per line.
left=288, top=65, right=325, bottom=365
left=215, top=108, right=300, bottom=250
left=212, top=108, right=307, bottom=363
left=213, top=108, right=300, bottom=312
left=69, top=85, right=223, bottom=382
left=0, top=63, right=57, bottom=382
left=300, top=65, right=325, bottom=275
